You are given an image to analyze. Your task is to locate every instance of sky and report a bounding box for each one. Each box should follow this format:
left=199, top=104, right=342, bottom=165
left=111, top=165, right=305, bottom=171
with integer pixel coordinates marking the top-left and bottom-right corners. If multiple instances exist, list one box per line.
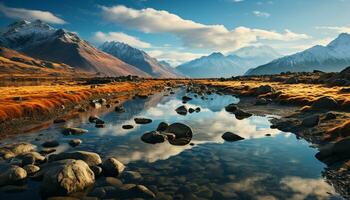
left=0, top=0, right=350, bottom=66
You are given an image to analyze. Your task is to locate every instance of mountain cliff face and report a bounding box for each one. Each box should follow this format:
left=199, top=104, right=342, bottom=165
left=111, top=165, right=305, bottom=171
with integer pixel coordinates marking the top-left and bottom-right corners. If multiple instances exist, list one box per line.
left=246, top=33, right=350, bottom=75
left=99, top=41, right=182, bottom=78
left=0, top=20, right=149, bottom=77
left=176, top=45, right=280, bottom=78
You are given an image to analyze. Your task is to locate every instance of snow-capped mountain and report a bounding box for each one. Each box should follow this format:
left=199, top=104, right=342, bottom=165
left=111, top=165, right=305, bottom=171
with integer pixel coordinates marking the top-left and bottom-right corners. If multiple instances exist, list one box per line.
left=99, top=41, right=183, bottom=78
left=176, top=45, right=280, bottom=78
left=0, top=20, right=149, bottom=77
left=246, top=33, right=350, bottom=75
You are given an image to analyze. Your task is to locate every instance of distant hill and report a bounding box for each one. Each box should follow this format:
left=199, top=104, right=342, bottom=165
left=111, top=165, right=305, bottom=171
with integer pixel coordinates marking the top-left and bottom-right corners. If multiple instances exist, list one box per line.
left=99, top=41, right=183, bottom=78
left=176, top=45, right=280, bottom=78
left=0, top=20, right=149, bottom=77
left=246, top=33, right=350, bottom=75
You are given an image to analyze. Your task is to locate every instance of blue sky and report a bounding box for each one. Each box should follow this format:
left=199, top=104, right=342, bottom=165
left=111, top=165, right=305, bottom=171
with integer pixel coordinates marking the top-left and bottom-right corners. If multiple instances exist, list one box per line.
left=1, top=0, right=350, bottom=65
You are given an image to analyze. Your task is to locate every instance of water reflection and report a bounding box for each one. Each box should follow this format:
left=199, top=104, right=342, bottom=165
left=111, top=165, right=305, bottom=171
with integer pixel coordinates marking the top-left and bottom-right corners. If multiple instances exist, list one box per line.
left=0, top=89, right=343, bottom=199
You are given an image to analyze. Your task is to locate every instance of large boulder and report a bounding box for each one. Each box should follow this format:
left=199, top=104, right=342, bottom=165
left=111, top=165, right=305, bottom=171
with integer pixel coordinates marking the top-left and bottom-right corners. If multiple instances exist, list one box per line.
left=0, top=165, right=27, bottom=186
left=0, top=142, right=36, bottom=160
left=49, top=151, right=102, bottom=166
left=102, top=158, right=125, bottom=177
left=255, top=85, right=274, bottom=95
left=41, top=160, right=95, bottom=197
left=141, top=131, right=167, bottom=144
left=311, top=96, right=339, bottom=110
left=301, top=115, right=320, bottom=127
left=165, top=123, right=193, bottom=146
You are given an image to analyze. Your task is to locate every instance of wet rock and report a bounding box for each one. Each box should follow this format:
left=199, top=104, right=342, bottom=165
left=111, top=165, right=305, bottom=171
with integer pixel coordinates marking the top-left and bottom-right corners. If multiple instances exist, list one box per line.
left=195, top=107, right=201, bottom=113
left=41, top=160, right=95, bottom=197
left=134, top=118, right=153, bottom=124
left=301, top=115, right=320, bottom=127
left=23, top=164, right=40, bottom=175
left=182, top=96, right=192, bottom=102
left=265, top=134, right=271, bottom=136
left=62, top=128, right=88, bottom=135
left=222, top=132, right=244, bottom=142
left=234, top=109, right=253, bottom=120
left=255, top=85, right=274, bottom=95
left=0, top=142, right=36, bottom=160
left=162, top=132, right=176, bottom=141
left=136, top=94, right=149, bottom=99
left=127, top=185, right=156, bottom=199
left=156, top=122, right=169, bottom=132
left=49, top=151, right=102, bottom=166
left=20, top=152, right=46, bottom=165
left=115, top=106, right=125, bottom=113
left=121, top=171, right=143, bottom=183
left=0, top=165, right=27, bottom=186
left=102, top=158, right=125, bottom=177
left=324, top=112, right=337, bottom=120
left=122, top=125, right=134, bottom=129
left=40, top=148, right=56, bottom=156
left=141, top=131, right=167, bottom=144
left=311, top=96, right=339, bottom=109
left=166, top=123, right=193, bottom=146
left=225, top=103, right=237, bottom=112
left=90, top=165, right=102, bottom=177
left=42, top=140, right=59, bottom=148
left=88, top=115, right=101, bottom=123
left=95, top=124, right=105, bottom=128
left=175, top=105, right=187, bottom=115
left=188, top=108, right=195, bottom=113
left=69, top=139, right=82, bottom=147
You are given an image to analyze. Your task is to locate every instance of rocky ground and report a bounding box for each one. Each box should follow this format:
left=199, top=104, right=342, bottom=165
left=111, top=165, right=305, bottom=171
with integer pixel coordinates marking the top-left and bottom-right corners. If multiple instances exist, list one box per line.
left=0, top=68, right=350, bottom=199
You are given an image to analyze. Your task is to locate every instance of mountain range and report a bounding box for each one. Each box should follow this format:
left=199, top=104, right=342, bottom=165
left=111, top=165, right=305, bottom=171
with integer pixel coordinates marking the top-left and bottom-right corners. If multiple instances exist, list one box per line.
left=176, top=45, right=281, bottom=78
left=247, top=33, right=350, bottom=75
left=99, top=41, right=182, bottom=78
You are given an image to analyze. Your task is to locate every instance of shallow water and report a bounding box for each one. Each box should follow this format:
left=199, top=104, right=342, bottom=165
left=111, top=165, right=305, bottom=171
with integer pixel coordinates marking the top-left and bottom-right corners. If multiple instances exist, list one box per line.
left=0, top=89, right=343, bottom=199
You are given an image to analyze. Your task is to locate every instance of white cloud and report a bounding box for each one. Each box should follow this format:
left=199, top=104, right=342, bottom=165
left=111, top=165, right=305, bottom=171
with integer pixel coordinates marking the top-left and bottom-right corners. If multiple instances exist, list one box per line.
left=253, top=10, right=271, bottom=18
left=93, top=31, right=151, bottom=48
left=0, top=4, right=66, bottom=24
left=147, top=49, right=205, bottom=66
left=316, top=25, right=350, bottom=34
left=100, top=5, right=309, bottom=52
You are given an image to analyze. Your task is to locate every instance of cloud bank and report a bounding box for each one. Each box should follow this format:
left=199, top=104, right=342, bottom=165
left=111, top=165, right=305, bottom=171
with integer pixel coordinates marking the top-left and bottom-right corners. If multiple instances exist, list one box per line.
left=100, top=5, right=309, bottom=52
left=0, top=4, right=66, bottom=24
left=94, top=31, right=151, bottom=48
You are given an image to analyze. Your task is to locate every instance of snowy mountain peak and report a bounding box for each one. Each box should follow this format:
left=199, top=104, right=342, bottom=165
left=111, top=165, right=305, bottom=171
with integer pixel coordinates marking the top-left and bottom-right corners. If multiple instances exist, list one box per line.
left=327, top=33, right=350, bottom=48
left=208, top=52, right=225, bottom=58
left=2, top=19, right=54, bottom=36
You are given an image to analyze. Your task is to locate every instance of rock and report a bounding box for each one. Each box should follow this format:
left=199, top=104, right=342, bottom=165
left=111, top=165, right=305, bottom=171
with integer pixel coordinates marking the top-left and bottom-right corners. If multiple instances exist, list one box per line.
left=42, top=140, right=59, bottom=148
left=195, top=107, right=201, bottom=112
left=121, top=171, right=143, bottom=183
left=49, top=151, right=102, bottom=166
left=127, top=185, right=156, bottom=199
left=166, top=123, right=193, bottom=146
left=41, top=160, right=95, bottom=197
left=255, top=98, right=271, bottom=105
left=134, top=118, right=153, bottom=124
left=69, top=139, right=82, bottom=147
left=225, top=103, right=237, bottom=112
left=301, top=115, right=320, bottom=127
left=20, top=152, right=46, bottom=165
left=90, top=166, right=102, bottom=177
left=234, top=109, right=252, bottom=120
left=62, top=128, right=88, bottom=135
left=91, top=102, right=102, bottom=109
left=284, top=77, right=299, bottom=84
left=98, top=98, right=107, bottom=105
left=53, top=119, right=66, bottom=123
left=102, top=158, right=125, bottom=177
left=88, top=115, right=101, bottom=123
left=265, top=134, right=271, bottom=136
left=40, top=148, right=56, bottom=156
left=23, top=164, right=40, bottom=175
left=222, top=132, right=244, bottom=142
left=115, top=106, right=125, bottom=113
left=162, top=132, right=176, bottom=141
left=182, top=96, right=192, bottom=101
left=175, top=105, right=187, bottom=115
left=122, top=125, right=134, bottom=129
left=141, top=131, right=167, bottom=144
left=156, top=122, right=169, bottom=132
left=95, top=124, right=105, bottom=128
left=0, top=142, right=36, bottom=160
left=188, top=108, right=195, bottom=113
left=311, top=96, right=339, bottom=109
left=255, top=85, right=274, bottom=95
left=0, top=165, right=27, bottom=186
left=324, top=112, right=337, bottom=120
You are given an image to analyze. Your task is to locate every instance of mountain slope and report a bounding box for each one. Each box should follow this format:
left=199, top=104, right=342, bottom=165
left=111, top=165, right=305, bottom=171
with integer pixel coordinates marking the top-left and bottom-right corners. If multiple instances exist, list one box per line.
left=177, top=52, right=247, bottom=78
left=0, top=46, right=77, bottom=77
left=0, top=20, right=149, bottom=77
left=247, top=33, right=350, bottom=75
left=99, top=41, right=182, bottom=78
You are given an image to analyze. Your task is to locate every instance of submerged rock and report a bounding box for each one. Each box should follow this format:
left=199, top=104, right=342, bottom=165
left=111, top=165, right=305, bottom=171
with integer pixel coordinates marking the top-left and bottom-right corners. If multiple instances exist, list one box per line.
left=69, top=139, right=82, bottom=147
left=175, top=105, right=188, bottom=115
left=102, top=158, right=125, bottom=177
left=141, top=131, right=167, bottom=144
left=134, top=118, right=152, bottom=124
left=121, top=171, right=143, bottom=183
left=41, top=160, right=95, bottom=197
left=0, top=142, right=36, bottom=160
left=49, top=151, right=102, bottom=166
left=20, top=152, right=46, bottom=165
left=122, top=125, right=134, bottom=129
left=42, top=140, right=59, bottom=148
left=222, top=132, right=244, bottom=142
left=115, top=106, right=125, bottom=113
left=127, top=185, right=155, bottom=199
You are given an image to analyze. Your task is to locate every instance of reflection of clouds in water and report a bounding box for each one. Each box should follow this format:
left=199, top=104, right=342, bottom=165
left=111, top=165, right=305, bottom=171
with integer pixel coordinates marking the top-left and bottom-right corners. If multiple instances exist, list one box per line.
left=280, top=176, right=336, bottom=200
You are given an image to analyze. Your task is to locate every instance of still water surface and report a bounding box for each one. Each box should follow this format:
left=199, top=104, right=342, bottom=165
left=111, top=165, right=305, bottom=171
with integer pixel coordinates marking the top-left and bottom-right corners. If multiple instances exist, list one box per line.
left=0, top=89, right=342, bottom=199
